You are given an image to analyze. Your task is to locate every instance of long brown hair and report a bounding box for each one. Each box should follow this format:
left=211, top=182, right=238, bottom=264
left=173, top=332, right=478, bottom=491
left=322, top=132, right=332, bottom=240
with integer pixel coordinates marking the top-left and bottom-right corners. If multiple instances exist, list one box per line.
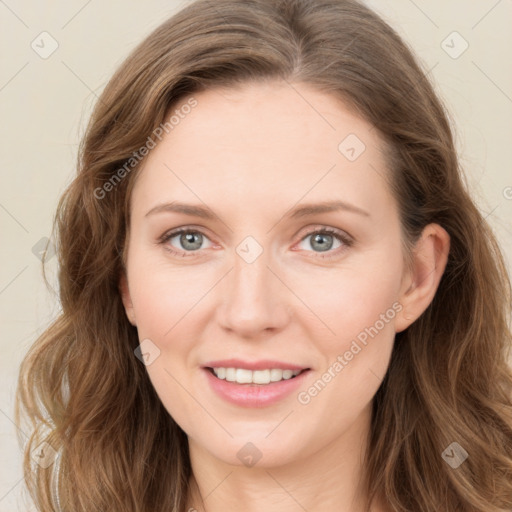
left=15, top=0, right=512, bottom=510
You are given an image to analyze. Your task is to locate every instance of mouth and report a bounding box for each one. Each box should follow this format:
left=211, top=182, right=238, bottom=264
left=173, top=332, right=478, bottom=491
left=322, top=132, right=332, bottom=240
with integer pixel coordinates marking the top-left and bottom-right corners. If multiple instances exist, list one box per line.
left=201, top=358, right=312, bottom=406
left=205, top=366, right=310, bottom=385
left=202, top=364, right=312, bottom=407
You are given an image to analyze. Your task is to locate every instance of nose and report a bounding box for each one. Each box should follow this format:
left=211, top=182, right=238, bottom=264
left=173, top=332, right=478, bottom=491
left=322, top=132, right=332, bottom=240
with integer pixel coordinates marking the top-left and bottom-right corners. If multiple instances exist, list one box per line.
left=215, top=244, right=292, bottom=339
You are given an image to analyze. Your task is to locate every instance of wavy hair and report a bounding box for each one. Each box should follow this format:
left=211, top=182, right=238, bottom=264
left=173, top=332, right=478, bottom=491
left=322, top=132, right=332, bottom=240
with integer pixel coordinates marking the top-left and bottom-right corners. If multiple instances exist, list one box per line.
left=15, top=0, right=512, bottom=510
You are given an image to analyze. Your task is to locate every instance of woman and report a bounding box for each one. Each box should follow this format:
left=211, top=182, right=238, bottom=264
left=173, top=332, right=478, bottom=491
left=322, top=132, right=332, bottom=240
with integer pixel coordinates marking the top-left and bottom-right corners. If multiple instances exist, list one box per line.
left=15, top=0, right=512, bottom=510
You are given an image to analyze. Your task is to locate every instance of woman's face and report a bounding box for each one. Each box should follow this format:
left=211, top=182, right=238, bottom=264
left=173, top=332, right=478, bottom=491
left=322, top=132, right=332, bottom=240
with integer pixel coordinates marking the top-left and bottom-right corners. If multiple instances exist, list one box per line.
left=120, top=81, right=416, bottom=467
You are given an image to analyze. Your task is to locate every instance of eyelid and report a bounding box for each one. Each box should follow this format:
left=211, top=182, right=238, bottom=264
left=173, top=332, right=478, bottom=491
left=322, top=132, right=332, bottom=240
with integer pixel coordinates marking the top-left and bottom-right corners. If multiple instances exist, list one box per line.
left=291, top=225, right=354, bottom=259
left=158, top=223, right=214, bottom=240
left=158, top=226, right=216, bottom=254
left=295, top=225, right=353, bottom=243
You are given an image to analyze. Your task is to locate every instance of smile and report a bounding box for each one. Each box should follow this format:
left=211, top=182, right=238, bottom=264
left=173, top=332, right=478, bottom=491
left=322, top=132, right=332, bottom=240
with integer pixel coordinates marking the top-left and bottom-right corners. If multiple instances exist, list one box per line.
left=202, top=363, right=311, bottom=407
left=209, top=367, right=304, bottom=384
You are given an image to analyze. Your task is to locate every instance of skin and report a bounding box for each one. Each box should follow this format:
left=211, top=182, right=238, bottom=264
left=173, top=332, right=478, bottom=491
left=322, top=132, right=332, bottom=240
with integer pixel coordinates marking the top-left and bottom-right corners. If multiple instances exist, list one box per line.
left=119, top=81, right=450, bottom=512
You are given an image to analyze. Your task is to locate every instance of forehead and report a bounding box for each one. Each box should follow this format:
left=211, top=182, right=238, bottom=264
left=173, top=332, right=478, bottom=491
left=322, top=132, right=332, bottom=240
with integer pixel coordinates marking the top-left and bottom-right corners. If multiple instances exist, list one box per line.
left=130, top=81, right=395, bottom=220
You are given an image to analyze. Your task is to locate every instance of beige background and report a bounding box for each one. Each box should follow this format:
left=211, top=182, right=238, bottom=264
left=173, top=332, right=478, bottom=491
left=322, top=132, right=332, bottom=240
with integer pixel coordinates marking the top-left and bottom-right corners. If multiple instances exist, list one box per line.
left=1, top=0, right=511, bottom=509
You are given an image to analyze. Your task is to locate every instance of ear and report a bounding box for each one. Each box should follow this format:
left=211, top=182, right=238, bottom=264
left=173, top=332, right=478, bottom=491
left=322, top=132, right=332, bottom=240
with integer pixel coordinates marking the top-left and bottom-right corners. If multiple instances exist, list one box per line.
left=395, top=223, right=450, bottom=333
left=119, top=271, right=137, bottom=326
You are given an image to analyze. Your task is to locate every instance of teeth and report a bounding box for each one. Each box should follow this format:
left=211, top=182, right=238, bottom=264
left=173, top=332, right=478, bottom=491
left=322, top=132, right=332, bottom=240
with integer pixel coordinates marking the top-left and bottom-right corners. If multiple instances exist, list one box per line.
left=212, top=367, right=302, bottom=384
left=253, top=370, right=270, bottom=384
left=236, top=369, right=252, bottom=384
left=270, top=368, right=284, bottom=382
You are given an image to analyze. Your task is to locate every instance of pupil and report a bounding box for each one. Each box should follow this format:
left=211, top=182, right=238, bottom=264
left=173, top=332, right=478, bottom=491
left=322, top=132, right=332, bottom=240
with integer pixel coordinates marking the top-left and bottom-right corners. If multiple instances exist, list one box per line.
left=312, top=233, right=333, bottom=252
left=181, top=232, right=202, bottom=250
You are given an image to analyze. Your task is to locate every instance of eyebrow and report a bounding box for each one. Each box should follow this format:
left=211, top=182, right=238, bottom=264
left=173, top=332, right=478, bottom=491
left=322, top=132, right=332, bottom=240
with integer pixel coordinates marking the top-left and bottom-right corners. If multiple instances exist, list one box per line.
left=144, top=199, right=370, bottom=220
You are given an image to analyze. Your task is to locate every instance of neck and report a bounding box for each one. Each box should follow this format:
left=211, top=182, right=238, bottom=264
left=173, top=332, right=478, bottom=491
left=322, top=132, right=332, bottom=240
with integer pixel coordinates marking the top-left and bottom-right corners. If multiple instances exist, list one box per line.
left=185, top=403, right=386, bottom=512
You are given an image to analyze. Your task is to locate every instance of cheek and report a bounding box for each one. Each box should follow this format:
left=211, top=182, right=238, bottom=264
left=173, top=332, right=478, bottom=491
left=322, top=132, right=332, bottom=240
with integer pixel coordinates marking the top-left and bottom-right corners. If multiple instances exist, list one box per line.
left=299, top=273, right=398, bottom=399
left=126, top=256, right=211, bottom=434
left=293, top=275, right=399, bottom=434
left=286, top=251, right=403, bottom=347
left=288, top=249, right=402, bottom=406
left=127, top=251, right=218, bottom=340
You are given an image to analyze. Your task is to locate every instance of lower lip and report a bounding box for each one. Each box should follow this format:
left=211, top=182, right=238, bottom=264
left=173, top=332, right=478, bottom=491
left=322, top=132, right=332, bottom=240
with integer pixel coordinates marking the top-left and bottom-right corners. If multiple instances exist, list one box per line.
left=203, top=368, right=310, bottom=408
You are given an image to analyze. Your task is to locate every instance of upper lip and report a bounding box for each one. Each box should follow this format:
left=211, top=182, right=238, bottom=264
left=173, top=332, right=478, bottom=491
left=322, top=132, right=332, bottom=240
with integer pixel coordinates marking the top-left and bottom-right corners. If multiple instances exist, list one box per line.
left=202, top=359, right=309, bottom=371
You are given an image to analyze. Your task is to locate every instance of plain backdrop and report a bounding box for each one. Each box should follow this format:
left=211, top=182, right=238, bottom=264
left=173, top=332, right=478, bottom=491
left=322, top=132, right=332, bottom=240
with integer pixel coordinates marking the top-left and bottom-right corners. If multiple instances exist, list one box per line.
left=1, top=0, right=511, bottom=510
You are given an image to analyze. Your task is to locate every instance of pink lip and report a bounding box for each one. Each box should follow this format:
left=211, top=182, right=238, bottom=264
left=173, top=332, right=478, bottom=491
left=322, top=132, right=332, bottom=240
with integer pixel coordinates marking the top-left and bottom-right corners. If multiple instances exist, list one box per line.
left=202, top=359, right=308, bottom=371
left=202, top=367, right=311, bottom=408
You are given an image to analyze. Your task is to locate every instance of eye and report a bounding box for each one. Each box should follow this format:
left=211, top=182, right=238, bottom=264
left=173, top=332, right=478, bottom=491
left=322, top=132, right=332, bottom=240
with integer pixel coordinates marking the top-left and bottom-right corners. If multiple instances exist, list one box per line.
left=295, top=227, right=353, bottom=259
left=158, top=226, right=353, bottom=260
left=159, top=228, right=213, bottom=257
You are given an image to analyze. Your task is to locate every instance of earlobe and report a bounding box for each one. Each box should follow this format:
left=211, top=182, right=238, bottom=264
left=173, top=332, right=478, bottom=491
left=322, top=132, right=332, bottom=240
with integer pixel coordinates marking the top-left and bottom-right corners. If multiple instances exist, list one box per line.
left=395, top=223, right=450, bottom=333
left=119, top=272, right=137, bottom=326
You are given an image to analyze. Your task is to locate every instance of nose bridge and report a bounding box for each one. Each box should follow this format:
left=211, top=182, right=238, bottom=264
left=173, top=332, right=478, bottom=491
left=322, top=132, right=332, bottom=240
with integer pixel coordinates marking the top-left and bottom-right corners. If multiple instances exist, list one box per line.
left=232, top=245, right=272, bottom=301
left=216, top=235, right=291, bottom=335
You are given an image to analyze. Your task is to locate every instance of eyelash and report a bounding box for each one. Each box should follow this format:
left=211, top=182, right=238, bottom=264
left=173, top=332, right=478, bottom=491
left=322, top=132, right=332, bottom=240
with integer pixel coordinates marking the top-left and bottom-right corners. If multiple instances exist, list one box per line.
left=158, top=226, right=354, bottom=260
